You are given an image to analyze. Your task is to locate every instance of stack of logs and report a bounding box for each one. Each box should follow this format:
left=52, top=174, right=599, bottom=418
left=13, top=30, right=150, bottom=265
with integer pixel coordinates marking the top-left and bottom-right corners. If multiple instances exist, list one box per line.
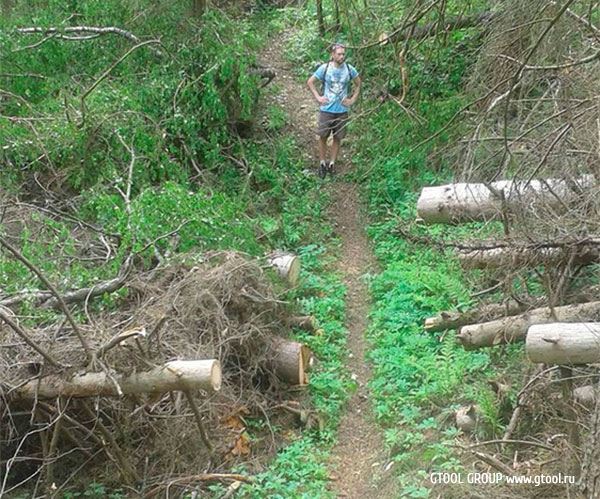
left=418, top=176, right=600, bottom=483
left=416, top=176, right=600, bottom=365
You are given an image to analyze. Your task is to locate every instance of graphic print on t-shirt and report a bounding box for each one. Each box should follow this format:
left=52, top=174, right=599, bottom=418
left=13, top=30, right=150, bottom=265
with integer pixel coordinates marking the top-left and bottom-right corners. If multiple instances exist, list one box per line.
left=314, top=62, right=359, bottom=114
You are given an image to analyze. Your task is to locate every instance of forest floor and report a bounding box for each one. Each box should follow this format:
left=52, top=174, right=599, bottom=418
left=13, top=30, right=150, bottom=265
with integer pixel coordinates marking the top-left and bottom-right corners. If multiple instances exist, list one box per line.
left=259, top=30, right=397, bottom=498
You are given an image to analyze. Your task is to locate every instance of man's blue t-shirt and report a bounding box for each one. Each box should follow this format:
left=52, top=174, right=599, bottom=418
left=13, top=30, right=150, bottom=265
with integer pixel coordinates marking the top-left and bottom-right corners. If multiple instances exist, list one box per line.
left=313, top=62, right=359, bottom=114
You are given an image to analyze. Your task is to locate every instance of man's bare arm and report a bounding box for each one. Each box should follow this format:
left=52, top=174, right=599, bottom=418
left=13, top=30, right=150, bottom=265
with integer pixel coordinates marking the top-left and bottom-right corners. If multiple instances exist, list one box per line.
left=349, top=75, right=361, bottom=105
left=307, top=75, right=329, bottom=105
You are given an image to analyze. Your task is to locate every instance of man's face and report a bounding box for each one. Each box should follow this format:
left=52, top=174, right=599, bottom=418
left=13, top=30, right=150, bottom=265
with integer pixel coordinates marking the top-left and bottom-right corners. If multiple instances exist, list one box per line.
left=332, top=47, right=346, bottom=64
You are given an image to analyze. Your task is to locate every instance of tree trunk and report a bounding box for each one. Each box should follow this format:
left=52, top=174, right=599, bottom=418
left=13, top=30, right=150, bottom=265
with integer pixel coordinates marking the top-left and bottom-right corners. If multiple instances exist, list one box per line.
left=15, top=360, right=221, bottom=399
left=316, top=0, right=325, bottom=36
left=416, top=174, right=595, bottom=224
left=334, top=0, right=341, bottom=31
left=424, top=300, right=539, bottom=332
left=456, top=246, right=600, bottom=269
left=269, top=337, right=312, bottom=385
left=526, top=323, right=600, bottom=364
left=457, top=300, right=600, bottom=350
left=267, top=253, right=300, bottom=285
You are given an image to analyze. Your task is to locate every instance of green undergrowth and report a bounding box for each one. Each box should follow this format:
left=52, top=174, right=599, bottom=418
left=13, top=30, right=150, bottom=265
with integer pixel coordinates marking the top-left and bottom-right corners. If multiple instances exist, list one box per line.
left=239, top=244, right=351, bottom=498
left=352, top=49, right=527, bottom=496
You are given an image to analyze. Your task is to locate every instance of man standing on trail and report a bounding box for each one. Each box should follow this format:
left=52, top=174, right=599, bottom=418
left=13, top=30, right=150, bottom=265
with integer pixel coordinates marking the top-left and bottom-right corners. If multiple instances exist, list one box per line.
left=307, top=43, right=361, bottom=178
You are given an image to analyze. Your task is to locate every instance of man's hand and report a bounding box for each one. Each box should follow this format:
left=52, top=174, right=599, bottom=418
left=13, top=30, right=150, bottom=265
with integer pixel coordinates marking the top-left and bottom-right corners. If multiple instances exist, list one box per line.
left=342, top=97, right=354, bottom=107
left=317, top=95, right=329, bottom=105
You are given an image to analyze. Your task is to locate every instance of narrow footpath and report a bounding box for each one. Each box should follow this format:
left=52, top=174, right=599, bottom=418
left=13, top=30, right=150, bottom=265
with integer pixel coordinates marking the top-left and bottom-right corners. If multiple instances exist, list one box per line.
left=260, top=30, right=397, bottom=498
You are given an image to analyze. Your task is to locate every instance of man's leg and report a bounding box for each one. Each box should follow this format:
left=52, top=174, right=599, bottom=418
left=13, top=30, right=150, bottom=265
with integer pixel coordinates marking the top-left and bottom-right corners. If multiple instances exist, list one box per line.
left=318, top=136, right=328, bottom=163
left=329, top=113, right=348, bottom=173
left=331, top=137, right=341, bottom=164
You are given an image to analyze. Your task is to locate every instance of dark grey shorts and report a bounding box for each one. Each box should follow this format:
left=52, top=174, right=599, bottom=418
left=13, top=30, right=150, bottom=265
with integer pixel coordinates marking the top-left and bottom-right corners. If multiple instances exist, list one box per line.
left=316, top=111, right=349, bottom=139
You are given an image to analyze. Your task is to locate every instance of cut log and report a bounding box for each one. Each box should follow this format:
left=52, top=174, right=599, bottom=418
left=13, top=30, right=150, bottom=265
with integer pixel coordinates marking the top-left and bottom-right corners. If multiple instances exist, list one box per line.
left=424, top=300, right=537, bottom=332
left=289, top=315, right=317, bottom=332
left=574, top=385, right=597, bottom=408
left=456, top=246, right=600, bottom=269
left=455, top=405, right=477, bottom=433
left=457, top=300, right=600, bottom=349
left=267, top=253, right=300, bottom=285
left=269, top=337, right=312, bottom=385
left=15, top=360, right=221, bottom=399
left=416, top=174, right=595, bottom=224
left=526, top=323, right=600, bottom=364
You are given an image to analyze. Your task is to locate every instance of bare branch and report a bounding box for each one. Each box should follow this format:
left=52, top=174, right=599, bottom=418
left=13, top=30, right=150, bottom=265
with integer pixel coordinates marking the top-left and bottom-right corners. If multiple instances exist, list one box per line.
left=0, top=235, right=92, bottom=361
left=12, top=26, right=163, bottom=57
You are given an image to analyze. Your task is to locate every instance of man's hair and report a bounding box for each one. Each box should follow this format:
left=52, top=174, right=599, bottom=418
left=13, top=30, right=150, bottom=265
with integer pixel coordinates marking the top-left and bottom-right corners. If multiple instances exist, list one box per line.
left=330, top=43, right=345, bottom=52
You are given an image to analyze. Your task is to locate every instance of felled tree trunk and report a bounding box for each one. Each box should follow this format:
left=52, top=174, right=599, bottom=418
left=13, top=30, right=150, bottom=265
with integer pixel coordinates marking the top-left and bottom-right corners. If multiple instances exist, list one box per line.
left=269, top=337, right=312, bottom=385
left=267, top=253, right=300, bottom=285
left=416, top=174, right=595, bottom=224
left=15, top=360, right=222, bottom=399
left=457, top=301, right=600, bottom=350
left=526, top=323, right=600, bottom=364
left=424, top=300, right=537, bottom=332
left=456, top=246, right=600, bottom=269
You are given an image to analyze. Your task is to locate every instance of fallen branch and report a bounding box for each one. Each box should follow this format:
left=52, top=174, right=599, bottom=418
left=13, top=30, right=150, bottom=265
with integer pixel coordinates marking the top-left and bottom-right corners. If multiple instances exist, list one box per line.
left=12, top=26, right=163, bottom=57
left=248, top=66, right=276, bottom=88
left=0, top=235, right=92, bottom=361
left=0, top=307, right=61, bottom=367
left=80, top=39, right=163, bottom=123
left=472, top=451, right=516, bottom=476
left=424, top=299, right=540, bottom=332
left=41, top=274, right=127, bottom=310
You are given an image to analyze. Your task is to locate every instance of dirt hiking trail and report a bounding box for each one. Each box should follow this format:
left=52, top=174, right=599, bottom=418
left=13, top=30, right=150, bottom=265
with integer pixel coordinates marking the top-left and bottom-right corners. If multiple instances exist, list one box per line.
left=259, top=30, right=398, bottom=499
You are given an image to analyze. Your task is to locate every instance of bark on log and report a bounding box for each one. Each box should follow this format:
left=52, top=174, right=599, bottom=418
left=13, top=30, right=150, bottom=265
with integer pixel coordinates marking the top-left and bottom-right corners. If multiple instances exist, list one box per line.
left=269, top=337, right=311, bottom=385
left=416, top=174, right=595, bottom=224
left=526, top=323, right=600, bottom=364
left=424, top=300, right=538, bottom=332
left=457, top=301, right=600, bottom=350
left=15, top=360, right=221, bottom=399
left=456, top=246, right=600, bottom=269
left=267, top=253, right=300, bottom=285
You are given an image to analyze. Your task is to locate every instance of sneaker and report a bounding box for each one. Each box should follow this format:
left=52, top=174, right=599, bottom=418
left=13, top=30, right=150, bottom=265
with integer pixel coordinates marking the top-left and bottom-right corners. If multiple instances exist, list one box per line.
left=318, top=160, right=327, bottom=179
left=328, top=162, right=335, bottom=176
